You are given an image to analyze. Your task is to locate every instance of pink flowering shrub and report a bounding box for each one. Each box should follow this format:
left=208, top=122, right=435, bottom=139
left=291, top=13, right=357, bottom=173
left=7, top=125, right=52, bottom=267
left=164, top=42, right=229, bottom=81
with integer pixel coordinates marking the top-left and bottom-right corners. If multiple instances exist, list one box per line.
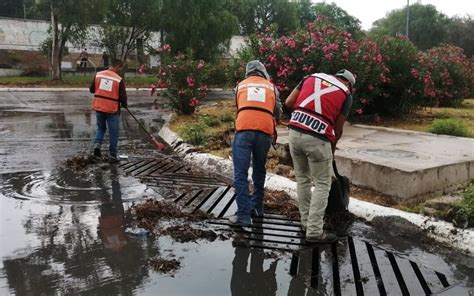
left=370, top=36, right=430, bottom=116
left=419, top=45, right=474, bottom=107
left=152, top=45, right=209, bottom=115
left=241, top=22, right=388, bottom=118
left=230, top=21, right=473, bottom=119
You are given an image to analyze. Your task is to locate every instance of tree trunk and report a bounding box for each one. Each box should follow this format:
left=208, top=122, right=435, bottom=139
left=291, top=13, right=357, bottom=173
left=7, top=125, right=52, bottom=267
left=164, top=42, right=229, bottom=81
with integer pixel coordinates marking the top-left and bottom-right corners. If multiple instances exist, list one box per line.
left=50, top=3, right=61, bottom=81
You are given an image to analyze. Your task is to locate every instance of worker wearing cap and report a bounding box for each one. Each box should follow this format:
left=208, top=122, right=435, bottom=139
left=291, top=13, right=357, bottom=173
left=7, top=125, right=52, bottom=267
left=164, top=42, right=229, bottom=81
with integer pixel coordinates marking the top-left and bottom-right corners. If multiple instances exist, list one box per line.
left=285, top=69, right=355, bottom=244
left=90, top=59, right=128, bottom=162
left=229, top=60, right=282, bottom=226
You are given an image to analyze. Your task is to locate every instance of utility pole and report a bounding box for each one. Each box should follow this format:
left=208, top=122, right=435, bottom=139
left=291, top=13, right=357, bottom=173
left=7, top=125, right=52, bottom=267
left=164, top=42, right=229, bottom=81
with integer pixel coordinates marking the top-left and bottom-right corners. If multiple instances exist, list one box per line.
left=406, top=0, right=410, bottom=39
left=23, top=4, right=26, bottom=19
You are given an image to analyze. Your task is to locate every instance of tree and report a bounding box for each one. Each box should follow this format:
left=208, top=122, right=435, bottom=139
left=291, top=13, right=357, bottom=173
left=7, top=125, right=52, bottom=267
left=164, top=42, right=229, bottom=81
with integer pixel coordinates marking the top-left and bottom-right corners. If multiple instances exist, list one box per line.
left=229, top=0, right=299, bottom=36
left=35, top=0, right=104, bottom=80
left=311, top=2, right=362, bottom=36
left=370, top=3, right=449, bottom=50
left=296, top=0, right=314, bottom=26
left=161, top=0, right=238, bottom=61
left=99, top=0, right=161, bottom=64
left=445, top=16, right=474, bottom=57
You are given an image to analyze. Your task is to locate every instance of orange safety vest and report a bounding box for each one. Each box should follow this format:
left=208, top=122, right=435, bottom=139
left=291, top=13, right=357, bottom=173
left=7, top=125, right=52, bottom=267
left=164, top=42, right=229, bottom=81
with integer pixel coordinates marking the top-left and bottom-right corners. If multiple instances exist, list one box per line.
left=92, top=69, right=122, bottom=113
left=235, top=76, right=276, bottom=135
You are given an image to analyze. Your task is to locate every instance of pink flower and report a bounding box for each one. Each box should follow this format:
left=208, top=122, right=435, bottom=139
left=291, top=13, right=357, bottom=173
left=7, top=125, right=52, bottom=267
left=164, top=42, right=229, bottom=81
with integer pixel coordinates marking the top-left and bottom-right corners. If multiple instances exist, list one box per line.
left=410, top=68, right=419, bottom=79
left=157, top=44, right=171, bottom=52
left=375, top=54, right=383, bottom=64
left=267, top=54, right=277, bottom=63
left=285, top=38, right=296, bottom=49
left=360, top=98, right=369, bottom=104
left=197, top=62, right=205, bottom=69
left=263, top=37, right=273, bottom=43
left=368, top=85, right=374, bottom=91
left=189, top=97, right=200, bottom=107
left=157, top=80, right=167, bottom=88
left=355, top=108, right=364, bottom=115
left=342, top=50, right=350, bottom=58
left=186, top=76, right=195, bottom=87
left=324, top=53, right=333, bottom=60
left=150, top=84, right=157, bottom=96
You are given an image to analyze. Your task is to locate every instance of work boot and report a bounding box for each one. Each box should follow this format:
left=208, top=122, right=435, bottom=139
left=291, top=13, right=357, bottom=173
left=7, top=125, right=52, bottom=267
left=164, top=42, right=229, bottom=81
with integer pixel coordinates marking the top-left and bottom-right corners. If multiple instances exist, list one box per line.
left=305, top=232, right=339, bottom=245
left=228, top=215, right=251, bottom=227
left=109, top=154, right=120, bottom=163
left=93, top=144, right=101, bottom=158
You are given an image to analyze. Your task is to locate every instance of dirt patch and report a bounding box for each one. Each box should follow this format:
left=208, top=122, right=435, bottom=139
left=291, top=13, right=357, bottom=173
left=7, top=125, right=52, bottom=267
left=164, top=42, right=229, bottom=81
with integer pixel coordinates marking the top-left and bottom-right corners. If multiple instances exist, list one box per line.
left=351, top=185, right=398, bottom=207
left=149, top=256, right=181, bottom=274
left=324, top=210, right=359, bottom=236
left=264, top=190, right=300, bottom=220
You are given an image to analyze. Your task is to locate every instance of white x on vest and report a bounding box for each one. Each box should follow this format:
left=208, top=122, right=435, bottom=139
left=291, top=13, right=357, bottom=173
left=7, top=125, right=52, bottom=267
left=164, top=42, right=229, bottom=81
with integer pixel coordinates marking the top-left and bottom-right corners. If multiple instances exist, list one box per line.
left=298, top=74, right=347, bottom=114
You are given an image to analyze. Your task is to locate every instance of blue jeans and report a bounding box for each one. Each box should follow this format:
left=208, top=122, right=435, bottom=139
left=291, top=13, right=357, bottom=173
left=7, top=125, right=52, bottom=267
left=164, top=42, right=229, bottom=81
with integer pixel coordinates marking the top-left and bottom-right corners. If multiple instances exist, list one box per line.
left=232, top=131, right=272, bottom=223
left=94, top=111, right=120, bottom=156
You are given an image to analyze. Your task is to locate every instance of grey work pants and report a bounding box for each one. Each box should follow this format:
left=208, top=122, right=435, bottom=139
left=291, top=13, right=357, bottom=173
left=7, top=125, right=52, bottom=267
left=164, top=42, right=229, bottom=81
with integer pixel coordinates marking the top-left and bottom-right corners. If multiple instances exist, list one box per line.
left=289, top=129, right=332, bottom=237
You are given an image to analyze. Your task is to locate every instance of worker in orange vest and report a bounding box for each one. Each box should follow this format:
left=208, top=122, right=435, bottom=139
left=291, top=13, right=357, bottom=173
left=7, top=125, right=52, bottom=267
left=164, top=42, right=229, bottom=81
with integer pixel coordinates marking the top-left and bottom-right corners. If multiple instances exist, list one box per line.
left=228, top=60, right=282, bottom=226
left=90, top=59, right=128, bottom=162
left=285, top=69, right=355, bottom=244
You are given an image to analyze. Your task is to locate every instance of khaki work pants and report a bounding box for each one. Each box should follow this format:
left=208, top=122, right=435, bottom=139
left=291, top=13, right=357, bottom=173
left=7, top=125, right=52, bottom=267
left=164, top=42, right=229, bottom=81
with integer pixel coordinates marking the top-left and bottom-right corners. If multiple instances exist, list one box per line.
left=289, top=129, right=332, bottom=237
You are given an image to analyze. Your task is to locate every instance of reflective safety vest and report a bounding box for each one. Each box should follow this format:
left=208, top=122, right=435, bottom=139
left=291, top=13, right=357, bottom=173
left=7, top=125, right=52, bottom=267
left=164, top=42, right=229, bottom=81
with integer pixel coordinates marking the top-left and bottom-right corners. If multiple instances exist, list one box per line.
left=235, top=76, right=276, bottom=135
left=289, top=73, right=350, bottom=143
left=92, top=69, right=122, bottom=113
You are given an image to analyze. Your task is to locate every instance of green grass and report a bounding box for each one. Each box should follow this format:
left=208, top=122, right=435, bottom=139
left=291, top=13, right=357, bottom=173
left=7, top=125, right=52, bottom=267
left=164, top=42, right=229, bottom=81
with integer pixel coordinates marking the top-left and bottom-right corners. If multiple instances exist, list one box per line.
left=178, top=122, right=209, bottom=146
left=371, top=99, right=474, bottom=137
left=200, top=115, right=221, bottom=127
left=428, top=118, right=471, bottom=137
left=0, top=75, right=157, bottom=87
left=456, top=184, right=474, bottom=218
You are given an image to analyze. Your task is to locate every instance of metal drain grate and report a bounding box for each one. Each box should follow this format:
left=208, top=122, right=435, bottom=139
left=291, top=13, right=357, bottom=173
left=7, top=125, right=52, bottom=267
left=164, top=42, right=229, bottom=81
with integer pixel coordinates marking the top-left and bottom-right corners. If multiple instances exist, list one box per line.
left=174, top=185, right=454, bottom=295
left=119, top=157, right=228, bottom=188
left=121, top=157, right=456, bottom=295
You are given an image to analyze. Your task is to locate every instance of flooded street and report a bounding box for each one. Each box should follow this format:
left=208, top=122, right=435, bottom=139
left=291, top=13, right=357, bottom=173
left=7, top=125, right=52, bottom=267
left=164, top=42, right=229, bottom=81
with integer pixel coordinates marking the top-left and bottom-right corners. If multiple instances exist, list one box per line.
left=0, top=91, right=473, bottom=295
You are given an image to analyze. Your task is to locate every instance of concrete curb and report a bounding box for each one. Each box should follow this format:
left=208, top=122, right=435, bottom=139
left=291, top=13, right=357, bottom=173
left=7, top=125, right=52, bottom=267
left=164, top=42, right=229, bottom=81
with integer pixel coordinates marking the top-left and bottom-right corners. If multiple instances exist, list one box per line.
left=158, top=117, right=474, bottom=255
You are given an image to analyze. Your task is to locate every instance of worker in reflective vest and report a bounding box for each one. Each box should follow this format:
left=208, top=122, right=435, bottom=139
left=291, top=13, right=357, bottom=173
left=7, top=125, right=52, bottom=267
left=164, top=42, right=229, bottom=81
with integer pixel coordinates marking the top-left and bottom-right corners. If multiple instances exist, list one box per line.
left=285, top=69, right=355, bottom=244
left=229, top=60, right=282, bottom=226
left=90, top=58, right=128, bottom=162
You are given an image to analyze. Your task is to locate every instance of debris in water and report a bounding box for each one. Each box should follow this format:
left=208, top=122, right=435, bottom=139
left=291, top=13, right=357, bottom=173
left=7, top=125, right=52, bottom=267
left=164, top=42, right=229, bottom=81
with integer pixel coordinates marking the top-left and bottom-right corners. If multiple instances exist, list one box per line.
left=149, top=257, right=181, bottom=274
left=64, top=154, right=97, bottom=169
left=160, top=224, right=218, bottom=243
left=133, top=199, right=213, bottom=231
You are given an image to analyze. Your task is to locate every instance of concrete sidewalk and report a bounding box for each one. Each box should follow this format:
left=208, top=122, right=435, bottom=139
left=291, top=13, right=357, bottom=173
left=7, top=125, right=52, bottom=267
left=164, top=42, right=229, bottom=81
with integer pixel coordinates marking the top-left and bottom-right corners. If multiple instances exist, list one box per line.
left=277, top=124, right=474, bottom=199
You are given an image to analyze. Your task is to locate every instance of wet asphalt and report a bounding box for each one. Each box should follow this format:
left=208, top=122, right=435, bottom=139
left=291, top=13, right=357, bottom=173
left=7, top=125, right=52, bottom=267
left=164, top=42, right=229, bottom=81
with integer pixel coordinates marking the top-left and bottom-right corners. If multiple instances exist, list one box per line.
left=0, top=91, right=473, bottom=295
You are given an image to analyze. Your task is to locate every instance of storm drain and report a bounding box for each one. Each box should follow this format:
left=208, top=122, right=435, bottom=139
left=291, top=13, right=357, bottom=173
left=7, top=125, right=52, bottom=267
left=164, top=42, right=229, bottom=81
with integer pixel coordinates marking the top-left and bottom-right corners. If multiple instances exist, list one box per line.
left=119, top=157, right=228, bottom=188
left=121, top=158, right=455, bottom=295
left=174, top=185, right=455, bottom=296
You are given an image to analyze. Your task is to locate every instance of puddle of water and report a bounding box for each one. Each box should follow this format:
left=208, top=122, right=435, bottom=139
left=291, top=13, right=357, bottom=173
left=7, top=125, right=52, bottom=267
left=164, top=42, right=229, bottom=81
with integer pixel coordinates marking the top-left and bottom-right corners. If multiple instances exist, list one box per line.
left=1, top=92, right=473, bottom=295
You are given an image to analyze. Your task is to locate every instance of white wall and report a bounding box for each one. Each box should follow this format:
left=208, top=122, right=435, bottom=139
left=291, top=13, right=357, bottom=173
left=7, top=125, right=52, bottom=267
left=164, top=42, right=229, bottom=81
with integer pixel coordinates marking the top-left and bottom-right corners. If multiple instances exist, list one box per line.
left=0, top=17, right=161, bottom=55
left=0, top=17, right=244, bottom=59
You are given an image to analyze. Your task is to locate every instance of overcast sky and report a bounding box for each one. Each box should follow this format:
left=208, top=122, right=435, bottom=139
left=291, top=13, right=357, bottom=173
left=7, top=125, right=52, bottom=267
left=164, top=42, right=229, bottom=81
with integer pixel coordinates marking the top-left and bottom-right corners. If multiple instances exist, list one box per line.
left=318, top=0, right=474, bottom=30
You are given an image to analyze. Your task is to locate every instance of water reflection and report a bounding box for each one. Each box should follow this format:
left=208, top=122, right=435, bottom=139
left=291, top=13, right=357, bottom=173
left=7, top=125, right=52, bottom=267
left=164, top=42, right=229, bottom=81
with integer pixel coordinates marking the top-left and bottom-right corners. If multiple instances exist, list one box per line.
left=98, top=167, right=127, bottom=251
left=231, top=226, right=278, bottom=296
left=231, top=247, right=278, bottom=296
left=1, top=166, right=158, bottom=295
